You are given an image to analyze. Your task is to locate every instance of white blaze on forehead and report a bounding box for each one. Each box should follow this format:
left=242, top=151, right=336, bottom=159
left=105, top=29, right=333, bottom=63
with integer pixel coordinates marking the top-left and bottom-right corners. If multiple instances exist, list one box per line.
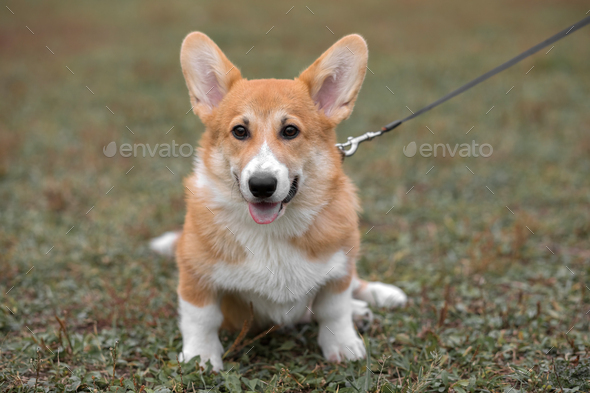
left=240, top=142, right=290, bottom=201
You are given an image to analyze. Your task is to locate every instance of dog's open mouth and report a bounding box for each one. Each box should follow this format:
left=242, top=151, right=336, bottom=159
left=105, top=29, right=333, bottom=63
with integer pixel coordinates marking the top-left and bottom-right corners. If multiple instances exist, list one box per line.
left=248, top=177, right=298, bottom=224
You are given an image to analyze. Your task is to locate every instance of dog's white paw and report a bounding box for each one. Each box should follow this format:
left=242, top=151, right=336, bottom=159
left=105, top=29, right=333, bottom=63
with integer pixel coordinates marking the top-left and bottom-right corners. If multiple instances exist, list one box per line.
left=177, top=298, right=224, bottom=372
left=318, top=325, right=366, bottom=362
left=356, top=282, right=407, bottom=308
left=180, top=343, right=224, bottom=372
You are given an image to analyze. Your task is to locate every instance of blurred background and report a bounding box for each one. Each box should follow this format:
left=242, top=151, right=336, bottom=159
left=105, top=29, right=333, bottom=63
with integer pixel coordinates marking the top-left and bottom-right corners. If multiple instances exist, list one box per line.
left=1, top=1, right=589, bottom=391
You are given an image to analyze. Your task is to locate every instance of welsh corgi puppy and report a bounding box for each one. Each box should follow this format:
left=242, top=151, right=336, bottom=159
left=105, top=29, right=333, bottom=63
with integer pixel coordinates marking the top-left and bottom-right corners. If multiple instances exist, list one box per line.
left=150, top=32, right=407, bottom=371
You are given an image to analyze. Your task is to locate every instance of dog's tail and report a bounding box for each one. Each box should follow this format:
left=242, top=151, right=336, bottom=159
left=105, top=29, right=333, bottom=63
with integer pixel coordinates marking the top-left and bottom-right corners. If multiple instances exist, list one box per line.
left=149, top=231, right=181, bottom=257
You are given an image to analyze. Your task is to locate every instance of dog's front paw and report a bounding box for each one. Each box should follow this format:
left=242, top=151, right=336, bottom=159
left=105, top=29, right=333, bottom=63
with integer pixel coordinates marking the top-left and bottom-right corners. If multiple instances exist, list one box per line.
left=180, top=342, right=224, bottom=372
left=356, top=282, right=407, bottom=308
left=318, top=325, right=366, bottom=362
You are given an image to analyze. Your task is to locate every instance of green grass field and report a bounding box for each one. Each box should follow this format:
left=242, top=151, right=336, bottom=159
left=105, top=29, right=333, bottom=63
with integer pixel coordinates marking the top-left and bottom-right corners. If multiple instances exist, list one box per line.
left=1, top=1, right=590, bottom=392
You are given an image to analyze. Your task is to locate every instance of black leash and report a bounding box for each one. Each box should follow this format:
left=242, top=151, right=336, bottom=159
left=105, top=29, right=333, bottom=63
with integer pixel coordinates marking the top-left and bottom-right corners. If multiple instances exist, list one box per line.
left=336, top=14, right=590, bottom=157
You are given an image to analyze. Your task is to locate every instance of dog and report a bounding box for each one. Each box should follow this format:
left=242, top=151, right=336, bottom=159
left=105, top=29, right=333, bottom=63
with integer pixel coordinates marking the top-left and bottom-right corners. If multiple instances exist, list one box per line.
left=150, top=32, right=407, bottom=371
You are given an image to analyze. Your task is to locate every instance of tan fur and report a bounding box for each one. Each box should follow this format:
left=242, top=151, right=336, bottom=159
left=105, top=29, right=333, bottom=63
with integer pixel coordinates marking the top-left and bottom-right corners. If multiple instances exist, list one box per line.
left=176, top=32, right=367, bottom=329
left=219, top=293, right=253, bottom=331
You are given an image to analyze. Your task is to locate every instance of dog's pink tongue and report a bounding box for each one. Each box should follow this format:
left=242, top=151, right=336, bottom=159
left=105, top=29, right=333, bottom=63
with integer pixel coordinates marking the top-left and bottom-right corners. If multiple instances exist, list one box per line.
left=248, top=202, right=281, bottom=224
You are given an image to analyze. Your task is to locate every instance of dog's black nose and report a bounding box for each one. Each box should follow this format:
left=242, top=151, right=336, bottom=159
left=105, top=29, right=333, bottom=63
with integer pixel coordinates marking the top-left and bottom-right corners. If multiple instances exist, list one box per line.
left=248, top=175, right=277, bottom=198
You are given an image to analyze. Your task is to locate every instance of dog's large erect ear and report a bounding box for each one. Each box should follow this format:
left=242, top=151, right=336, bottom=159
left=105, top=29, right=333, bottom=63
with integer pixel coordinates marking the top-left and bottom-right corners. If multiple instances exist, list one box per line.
left=298, top=34, right=368, bottom=124
left=180, top=32, right=242, bottom=118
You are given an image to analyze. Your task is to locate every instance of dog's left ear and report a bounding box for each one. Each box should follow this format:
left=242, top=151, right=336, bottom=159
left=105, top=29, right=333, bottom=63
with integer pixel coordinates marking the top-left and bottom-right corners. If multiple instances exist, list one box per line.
left=298, top=34, right=368, bottom=124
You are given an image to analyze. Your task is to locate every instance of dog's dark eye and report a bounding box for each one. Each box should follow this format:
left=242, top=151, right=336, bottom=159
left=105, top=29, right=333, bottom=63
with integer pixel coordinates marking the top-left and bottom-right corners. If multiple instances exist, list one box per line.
left=281, top=125, right=299, bottom=140
left=232, top=125, right=249, bottom=140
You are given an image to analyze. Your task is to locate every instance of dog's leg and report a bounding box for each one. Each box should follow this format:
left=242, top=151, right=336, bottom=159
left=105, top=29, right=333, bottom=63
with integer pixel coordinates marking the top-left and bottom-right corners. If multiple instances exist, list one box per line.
left=177, top=259, right=224, bottom=371
left=177, top=295, right=224, bottom=371
left=313, top=278, right=366, bottom=362
left=352, top=277, right=407, bottom=308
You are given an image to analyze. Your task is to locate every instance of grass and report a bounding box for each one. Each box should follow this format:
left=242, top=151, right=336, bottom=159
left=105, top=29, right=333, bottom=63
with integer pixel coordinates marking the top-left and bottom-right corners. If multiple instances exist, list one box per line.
left=1, top=0, right=590, bottom=391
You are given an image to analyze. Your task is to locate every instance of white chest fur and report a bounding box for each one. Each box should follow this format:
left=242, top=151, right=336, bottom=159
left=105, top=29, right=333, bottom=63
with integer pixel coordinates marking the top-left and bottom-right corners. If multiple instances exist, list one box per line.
left=209, top=246, right=348, bottom=325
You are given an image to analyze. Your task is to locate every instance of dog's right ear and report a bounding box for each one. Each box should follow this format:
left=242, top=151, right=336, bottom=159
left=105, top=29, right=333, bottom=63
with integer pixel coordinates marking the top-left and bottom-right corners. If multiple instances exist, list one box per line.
left=180, top=32, right=241, bottom=119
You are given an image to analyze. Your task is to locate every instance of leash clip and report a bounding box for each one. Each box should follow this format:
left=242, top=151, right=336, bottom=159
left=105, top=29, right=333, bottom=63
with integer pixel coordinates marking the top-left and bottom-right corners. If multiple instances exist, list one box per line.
left=336, top=120, right=402, bottom=158
left=336, top=130, right=384, bottom=157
